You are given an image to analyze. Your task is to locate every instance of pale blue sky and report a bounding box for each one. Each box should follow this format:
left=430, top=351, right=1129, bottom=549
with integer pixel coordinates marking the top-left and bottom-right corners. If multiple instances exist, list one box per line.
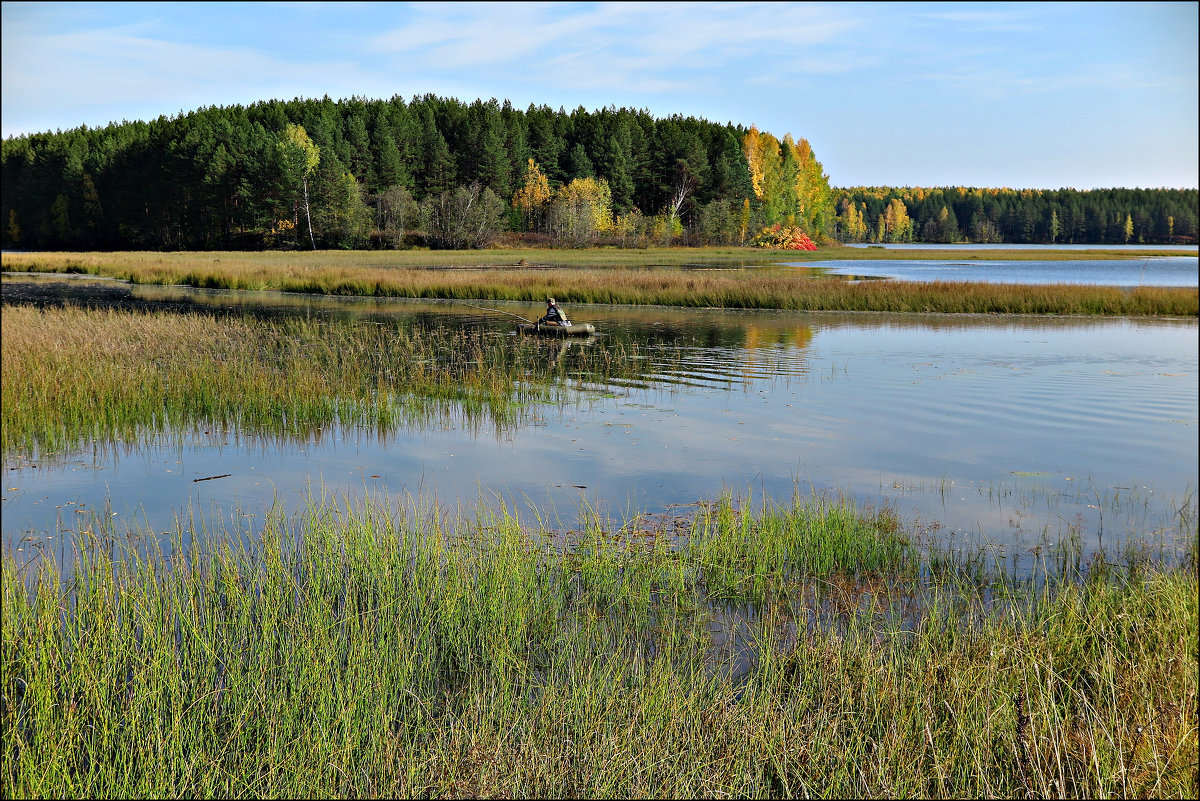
left=2, top=1, right=1196, bottom=189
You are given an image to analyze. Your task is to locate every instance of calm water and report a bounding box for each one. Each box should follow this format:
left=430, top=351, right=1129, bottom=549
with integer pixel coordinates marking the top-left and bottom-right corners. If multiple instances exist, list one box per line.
left=796, top=255, right=1199, bottom=286
left=3, top=278, right=1197, bottom=571
left=843, top=243, right=1199, bottom=251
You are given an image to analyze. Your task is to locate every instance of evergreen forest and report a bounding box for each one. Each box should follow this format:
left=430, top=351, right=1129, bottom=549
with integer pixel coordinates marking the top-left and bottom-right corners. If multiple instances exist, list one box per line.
left=1, top=94, right=1195, bottom=251
left=836, top=186, right=1197, bottom=246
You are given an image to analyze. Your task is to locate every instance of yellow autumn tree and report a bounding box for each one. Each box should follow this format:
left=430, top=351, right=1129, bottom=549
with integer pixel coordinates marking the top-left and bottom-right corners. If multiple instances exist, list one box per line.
left=743, top=125, right=766, bottom=200
left=547, top=177, right=613, bottom=245
left=838, top=198, right=869, bottom=242
left=745, top=125, right=835, bottom=238
left=511, top=158, right=551, bottom=232
left=744, top=126, right=802, bottom=227
left=787, top=135, right=831, bottom=239
left=884, top=198, right=912, bottom=242
left=760, top=132, right=789, bottom=223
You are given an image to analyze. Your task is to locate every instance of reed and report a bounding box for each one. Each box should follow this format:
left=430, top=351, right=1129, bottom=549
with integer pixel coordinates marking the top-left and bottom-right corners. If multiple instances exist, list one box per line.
left=5, top=250, right=1195, bottom=316
left=2, top=246, right=1190, bottom=274
left=0, top=305, right=657, bottom=455
left=3, top=490, right=1195, bottom=798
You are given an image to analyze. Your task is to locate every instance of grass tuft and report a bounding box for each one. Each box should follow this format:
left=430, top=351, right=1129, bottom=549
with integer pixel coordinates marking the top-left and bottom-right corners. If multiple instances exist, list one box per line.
left=3, top=491, right=1195, bottom=798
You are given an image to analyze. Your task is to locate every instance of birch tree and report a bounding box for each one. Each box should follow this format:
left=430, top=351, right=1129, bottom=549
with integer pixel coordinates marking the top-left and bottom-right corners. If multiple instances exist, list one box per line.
left=512, top=158, right=551, bottom=232
left=278, top=123, right=320, bottom=249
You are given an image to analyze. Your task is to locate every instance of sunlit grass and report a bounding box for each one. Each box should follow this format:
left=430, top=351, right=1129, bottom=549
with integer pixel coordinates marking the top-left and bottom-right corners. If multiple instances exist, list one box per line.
left=0, top=305, right=659, bottom=455
left=3, top=490, right=1195, bottom=798
left=4, top=250, right=1195, bottom=316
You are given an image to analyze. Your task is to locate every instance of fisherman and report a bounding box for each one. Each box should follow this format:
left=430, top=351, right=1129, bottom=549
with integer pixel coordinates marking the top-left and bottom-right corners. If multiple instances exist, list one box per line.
left=538, top=297, right=569, bottom=326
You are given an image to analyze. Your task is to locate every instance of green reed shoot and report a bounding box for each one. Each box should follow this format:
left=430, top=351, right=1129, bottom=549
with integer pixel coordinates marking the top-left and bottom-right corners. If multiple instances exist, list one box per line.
left=4, top=490, right=1195, bottom=798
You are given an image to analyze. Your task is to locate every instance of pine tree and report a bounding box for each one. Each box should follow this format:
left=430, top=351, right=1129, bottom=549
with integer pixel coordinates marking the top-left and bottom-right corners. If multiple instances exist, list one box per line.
left=419, top=112, right=456, bottom=196
left=564, top=142, right=594, bottom=179
left=605, top=134, right=635, bottom=215
left=526, top=105, right=563, bottom=184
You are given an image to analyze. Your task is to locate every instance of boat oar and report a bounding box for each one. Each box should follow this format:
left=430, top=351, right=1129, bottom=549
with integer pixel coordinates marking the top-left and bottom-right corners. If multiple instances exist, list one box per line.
left=459, top=302, right=536, bottom=325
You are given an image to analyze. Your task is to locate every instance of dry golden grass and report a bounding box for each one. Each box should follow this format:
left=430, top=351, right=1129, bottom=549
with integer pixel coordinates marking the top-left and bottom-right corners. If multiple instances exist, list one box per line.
left=3, top=249, right=1196, bottom=316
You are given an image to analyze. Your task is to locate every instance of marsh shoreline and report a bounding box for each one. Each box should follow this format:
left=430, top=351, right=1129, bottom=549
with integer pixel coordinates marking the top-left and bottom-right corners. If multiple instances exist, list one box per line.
left=3, top=247, right=1197, bottom=317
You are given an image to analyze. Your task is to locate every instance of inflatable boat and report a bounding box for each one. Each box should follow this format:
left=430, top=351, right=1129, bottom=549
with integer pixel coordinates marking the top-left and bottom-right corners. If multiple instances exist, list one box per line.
left=516, top=321, right=596, bottom=337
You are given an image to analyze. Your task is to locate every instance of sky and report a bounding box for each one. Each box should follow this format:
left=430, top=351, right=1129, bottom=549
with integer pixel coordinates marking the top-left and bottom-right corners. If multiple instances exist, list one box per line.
left=2, top=1, right=1196, bottom=190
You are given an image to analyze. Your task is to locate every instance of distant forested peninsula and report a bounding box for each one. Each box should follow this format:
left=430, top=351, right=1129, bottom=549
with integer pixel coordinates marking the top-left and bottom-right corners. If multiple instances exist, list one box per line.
left=836, top=186, right=1197, bottom=246
left=2, top=94, right=1195, bottom=251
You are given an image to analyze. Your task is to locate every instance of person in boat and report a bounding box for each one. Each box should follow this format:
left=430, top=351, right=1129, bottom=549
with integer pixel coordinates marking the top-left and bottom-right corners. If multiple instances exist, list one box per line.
left=538, top=297, right=569, bottom=326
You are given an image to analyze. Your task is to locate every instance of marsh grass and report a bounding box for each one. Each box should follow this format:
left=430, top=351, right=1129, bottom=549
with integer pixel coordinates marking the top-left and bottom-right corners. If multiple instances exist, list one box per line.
left=0, top=305, right=658, bottom=455
left=4, top=250, right=1195, bottom=316
left=3, top=490, right=1196, bottom=798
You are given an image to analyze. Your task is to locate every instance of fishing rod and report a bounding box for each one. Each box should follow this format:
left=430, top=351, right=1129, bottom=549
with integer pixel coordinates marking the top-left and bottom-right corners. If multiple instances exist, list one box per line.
left=459, top=301, right=536, bottom=325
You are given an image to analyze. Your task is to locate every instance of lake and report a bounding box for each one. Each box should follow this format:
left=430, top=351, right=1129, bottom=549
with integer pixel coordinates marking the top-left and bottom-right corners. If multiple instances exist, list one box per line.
left=3, top=274, right=1196, bottom=575
left=842, top=243, right=1199, bottom=251
left=797, top=253, right=1199, bottom=286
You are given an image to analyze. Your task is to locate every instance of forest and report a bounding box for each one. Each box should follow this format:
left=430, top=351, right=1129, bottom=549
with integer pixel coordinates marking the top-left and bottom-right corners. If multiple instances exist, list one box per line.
left=836, top=185, right=1198, bottom=246
left=1, top=93, right=1195, bottom=251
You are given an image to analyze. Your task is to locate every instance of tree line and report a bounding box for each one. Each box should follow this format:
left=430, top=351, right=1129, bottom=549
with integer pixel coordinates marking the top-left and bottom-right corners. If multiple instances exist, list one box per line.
left=0, top=95, right=835, bottom=251
left=835, top=186, right=1197, bottom=245
left=2, top=93, right=1194, bottom=251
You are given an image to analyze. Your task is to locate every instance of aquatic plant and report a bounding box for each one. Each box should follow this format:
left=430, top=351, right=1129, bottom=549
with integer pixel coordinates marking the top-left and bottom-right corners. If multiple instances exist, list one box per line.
left=3, top=490, right=1194, bottom=798
left=0, top=305, right=658, bottom=456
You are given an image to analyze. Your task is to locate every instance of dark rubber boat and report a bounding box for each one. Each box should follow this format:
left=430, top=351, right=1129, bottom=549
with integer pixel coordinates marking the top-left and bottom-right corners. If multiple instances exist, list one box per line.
left=516, top=322, right=596, bottom=337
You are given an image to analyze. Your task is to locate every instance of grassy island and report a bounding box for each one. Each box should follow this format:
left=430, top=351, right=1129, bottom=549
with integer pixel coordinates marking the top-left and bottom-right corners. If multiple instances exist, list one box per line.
left=4, top=248, right=1197, bottom=317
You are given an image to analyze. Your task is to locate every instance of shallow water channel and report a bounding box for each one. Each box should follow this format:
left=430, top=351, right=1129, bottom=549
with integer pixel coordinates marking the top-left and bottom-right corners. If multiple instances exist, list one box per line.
left=3, top=277, right=1197, bottom=573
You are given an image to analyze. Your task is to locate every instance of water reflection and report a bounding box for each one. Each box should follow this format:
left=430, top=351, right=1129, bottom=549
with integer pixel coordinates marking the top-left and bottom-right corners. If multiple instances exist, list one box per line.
left=794, top=256, right=1199, bottom=286
left=2, top=278, right=1196, bottom=574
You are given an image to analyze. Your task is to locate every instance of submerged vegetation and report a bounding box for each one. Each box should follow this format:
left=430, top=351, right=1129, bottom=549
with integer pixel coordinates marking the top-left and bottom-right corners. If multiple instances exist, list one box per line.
left=3, top=250, right=1196, bottom=316
left=3, top=491, right=1196, bottom=798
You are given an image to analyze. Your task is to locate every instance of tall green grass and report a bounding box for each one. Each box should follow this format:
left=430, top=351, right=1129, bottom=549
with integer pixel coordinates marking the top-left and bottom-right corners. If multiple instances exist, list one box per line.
left=5, top=250, right=1195, bottom=316
left=4, top=491, right=1196, bottom=798
left=0, top=305, right=659, bottom=455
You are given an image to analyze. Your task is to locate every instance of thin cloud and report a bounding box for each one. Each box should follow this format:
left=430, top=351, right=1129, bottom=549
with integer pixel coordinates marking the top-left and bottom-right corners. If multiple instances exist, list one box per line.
left=3, top=26, right=376, bottom=133
left=367, top=1, right=859, bottom=92
left=917, top=7, right=1040, bottom=32
left=914, top=57, right=1183, bottom=100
